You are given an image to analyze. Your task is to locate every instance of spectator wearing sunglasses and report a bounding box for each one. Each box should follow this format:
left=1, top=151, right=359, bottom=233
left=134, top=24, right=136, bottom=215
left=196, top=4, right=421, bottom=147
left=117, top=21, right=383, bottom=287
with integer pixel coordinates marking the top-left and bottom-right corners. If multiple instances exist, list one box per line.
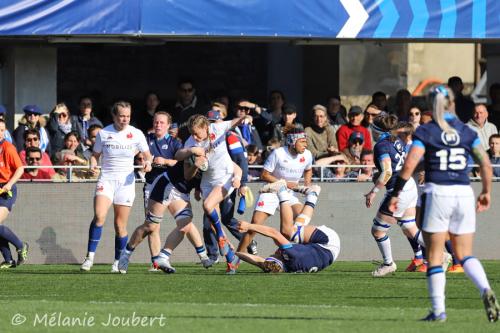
left=233, top=100, right=264, bottom=152
left=336, top=106, right=372, bottom=161
left=361, top=104, right=382, bottom=149
left=18, top=129, right=55, bottom=177
left=47, top=103, right=80, bottom=157
left=408, top=105, right=422, bottom=130
left=13, top=105, right=50, bottom=154
left=20, top=147, right=52, bottom=180
left=272, top=105, right=304, bottom=146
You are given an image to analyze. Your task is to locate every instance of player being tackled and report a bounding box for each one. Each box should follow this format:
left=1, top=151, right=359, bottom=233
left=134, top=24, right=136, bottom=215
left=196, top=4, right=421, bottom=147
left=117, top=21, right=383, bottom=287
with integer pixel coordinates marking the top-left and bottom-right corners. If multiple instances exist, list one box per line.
left=236, top=180, right=340, bottom=273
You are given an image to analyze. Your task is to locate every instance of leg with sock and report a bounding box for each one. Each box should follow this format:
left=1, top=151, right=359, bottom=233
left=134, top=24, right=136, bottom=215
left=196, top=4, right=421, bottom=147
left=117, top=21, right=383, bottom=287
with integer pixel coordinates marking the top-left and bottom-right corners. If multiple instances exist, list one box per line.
left=371, top=217, right=397, bottom=277
left=81, top=221, right=102, bottom=271
left=446, top=240, right=463, bottom=273
left=0, top=237, right=15, bottom=268
left=424, top=266, right=447, bottom=321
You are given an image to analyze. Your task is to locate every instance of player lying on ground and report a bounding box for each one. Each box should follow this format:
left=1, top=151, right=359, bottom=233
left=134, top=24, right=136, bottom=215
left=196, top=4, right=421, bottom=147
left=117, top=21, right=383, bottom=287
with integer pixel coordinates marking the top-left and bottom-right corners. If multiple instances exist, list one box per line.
left=236, top=180, right=340, bottom=273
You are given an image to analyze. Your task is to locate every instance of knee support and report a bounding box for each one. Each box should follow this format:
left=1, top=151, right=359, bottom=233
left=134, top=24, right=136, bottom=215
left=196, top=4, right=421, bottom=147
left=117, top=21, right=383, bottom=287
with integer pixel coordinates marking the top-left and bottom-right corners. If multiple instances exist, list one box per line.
left=174, top=208, right=193, bottom=222
left=397, top=216, right=416, bottom=231
left=294, top=213, right=311, bottom=226
left=146, top=211, right=163, bottom=224
left=372, top=217, right=391, bottom=232
left=290, top=223, right=305, bottom=244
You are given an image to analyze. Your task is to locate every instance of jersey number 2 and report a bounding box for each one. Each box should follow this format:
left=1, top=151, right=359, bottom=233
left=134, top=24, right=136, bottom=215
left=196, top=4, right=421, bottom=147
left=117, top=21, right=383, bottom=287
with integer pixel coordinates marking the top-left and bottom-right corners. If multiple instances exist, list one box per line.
left=436, top=148, right=466, bottom=171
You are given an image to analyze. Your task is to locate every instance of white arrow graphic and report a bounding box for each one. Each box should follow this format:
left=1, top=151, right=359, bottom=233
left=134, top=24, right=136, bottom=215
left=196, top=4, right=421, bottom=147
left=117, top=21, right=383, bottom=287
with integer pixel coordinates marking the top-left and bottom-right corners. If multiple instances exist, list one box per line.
left=337, top=0, right=369, bottom=38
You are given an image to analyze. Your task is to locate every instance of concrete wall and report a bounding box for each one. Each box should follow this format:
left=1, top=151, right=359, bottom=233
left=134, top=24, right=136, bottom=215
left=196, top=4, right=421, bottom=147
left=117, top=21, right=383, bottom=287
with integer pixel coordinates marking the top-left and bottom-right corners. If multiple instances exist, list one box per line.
left=2, top=47, right=57, bottom=128
left=9, top=182, right=500, bottom=265
left=340, top=43, right=408, bottom=97
left=407, top=43, right=475, bottom=92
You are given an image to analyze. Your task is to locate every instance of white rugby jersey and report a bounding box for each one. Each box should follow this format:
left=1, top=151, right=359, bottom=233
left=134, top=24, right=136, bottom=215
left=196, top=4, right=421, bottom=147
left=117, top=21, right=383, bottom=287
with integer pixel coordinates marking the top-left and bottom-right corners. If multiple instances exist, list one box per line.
left=263, top=146, right=312, bottom=183
left=93, top=124, right=149, bottom=180
left=184, top=121, right=234, bottom=182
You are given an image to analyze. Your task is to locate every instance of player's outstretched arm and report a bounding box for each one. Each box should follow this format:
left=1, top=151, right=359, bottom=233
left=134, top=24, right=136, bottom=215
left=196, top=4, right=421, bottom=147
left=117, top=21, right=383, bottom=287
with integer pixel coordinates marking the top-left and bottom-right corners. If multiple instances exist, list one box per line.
left=238, top=221, right=290, bottom=246
left=236, top=251, right=265, bottom=270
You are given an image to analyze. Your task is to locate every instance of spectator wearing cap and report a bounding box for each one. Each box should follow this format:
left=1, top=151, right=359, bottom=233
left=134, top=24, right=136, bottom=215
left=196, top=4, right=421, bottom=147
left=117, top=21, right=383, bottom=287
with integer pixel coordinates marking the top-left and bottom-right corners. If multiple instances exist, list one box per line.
left=272, top=104, right=304, bottom=145
left=47, top=103, right=80, bottom=157
left=467, top=103, right=498, bottom=151
left=448, top=76, right=475, bottom=122
left=20, top=147, right=52, bottom=181
left=348, top=131, right=364, bottom=166
left=13, top=105, right=50, bottom=154
left=0, top=105, right=14, bottom=144
left=336, top=105, right=372, bottom=160
left=232, top=100, right=264, bottom=152
left=305, top=104, right=339, bottom=166
left=18, top=129, right=56, bottom=177
left=72, top=96, right=103, bottom=149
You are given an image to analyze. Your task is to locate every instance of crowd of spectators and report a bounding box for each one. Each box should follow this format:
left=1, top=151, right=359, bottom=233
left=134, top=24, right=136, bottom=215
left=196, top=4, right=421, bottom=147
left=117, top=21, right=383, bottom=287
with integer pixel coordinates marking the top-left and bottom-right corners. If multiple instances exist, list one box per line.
left=4, top=75, right=500, bottom=182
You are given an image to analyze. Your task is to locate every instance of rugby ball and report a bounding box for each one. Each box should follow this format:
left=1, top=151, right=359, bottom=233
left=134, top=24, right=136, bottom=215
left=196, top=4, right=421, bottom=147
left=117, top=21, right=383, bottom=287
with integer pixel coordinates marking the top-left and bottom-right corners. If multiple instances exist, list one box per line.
left=190, top=155, right=208, bottom=172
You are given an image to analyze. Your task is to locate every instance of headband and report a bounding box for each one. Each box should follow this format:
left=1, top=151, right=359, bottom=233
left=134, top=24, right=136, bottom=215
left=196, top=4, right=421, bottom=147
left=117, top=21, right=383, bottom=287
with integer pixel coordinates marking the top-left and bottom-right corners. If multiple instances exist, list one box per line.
left=264, top=257, right=284, bottom=272
left=286, top=132, right=306, bottom=146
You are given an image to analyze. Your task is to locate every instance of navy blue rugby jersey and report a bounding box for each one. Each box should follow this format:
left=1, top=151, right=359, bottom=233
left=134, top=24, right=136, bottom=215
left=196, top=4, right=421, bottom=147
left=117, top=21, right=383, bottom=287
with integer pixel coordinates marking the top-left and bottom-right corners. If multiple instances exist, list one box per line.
left=146, top=133, right=197, bottom=193
left=374, top=133, right=406, bottom=190
left=279, top=229, right=333, bottom=273
left=412, top=114, right=480, bottom=185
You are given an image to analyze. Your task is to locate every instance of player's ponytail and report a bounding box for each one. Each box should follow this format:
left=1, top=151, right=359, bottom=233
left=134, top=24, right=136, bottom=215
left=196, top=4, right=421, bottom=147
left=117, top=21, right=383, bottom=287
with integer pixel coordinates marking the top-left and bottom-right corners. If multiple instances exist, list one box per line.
left=429, top=85, right=455, bottom=134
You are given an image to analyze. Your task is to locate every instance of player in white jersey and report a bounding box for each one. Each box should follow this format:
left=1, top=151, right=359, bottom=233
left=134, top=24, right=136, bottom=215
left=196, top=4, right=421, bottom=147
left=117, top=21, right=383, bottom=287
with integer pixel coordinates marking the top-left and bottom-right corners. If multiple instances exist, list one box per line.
left=237, top=127, right=313, bottom=254
left=176, top=114, right=248, bottom=273
left=80, top=101, right=152, bottom=272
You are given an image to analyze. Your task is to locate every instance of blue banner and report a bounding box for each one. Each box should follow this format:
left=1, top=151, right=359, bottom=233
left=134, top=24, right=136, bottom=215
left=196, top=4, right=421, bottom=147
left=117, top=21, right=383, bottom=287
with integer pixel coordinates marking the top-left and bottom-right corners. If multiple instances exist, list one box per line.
left=0, top=0, right=498, bottom=40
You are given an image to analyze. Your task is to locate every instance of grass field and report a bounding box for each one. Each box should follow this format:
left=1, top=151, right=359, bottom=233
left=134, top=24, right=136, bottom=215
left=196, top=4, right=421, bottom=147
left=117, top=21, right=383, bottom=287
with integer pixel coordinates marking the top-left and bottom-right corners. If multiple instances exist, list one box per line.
left=0, top=261, right=499, bottom=333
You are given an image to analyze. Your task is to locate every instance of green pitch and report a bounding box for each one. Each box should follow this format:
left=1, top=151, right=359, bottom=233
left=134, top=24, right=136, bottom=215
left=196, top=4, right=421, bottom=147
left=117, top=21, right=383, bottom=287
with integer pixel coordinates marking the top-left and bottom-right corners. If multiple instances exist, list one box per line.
left=0, top=261, right=499, bottom=333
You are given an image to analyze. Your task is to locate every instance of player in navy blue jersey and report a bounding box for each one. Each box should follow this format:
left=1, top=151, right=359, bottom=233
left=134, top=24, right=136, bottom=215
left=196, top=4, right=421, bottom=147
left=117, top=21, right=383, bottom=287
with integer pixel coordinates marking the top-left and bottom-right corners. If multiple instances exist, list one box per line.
left=363, top=113, right=428, bottom=277
left=117, top=112, right=213, bottom=274
left=236, top=180, right=340, bottom=273
left=389, top=85, right=499, bottom=322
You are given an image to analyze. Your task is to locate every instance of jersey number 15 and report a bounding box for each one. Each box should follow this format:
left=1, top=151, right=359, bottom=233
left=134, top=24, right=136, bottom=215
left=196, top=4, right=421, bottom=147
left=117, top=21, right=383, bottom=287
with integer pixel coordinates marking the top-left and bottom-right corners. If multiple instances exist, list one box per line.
left=436, top=148, right=466, bottom=171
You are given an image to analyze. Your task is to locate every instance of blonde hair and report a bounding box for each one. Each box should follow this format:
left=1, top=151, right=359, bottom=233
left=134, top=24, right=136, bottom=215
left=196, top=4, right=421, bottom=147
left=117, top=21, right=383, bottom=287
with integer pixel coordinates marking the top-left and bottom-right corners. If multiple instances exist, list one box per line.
left=52, top=103, right=69, bottom=114
left=430, top=86, right=455, bottom=134
left=154, top=111, right=172, bottom=124
left=211, top=102, right=227, bottom=119
left=312, top=104, right=327, bottom=115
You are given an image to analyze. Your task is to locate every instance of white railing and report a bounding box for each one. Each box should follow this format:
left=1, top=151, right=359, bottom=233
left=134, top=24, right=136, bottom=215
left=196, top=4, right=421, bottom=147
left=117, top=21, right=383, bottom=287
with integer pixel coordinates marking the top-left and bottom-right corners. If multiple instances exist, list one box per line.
left=19, top=164, right=500, bottom=183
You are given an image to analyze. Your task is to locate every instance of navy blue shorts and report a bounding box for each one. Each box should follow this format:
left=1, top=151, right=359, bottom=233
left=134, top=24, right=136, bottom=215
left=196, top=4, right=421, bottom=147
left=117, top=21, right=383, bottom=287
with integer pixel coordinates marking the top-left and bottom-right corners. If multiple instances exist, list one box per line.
left=0, top=184, right=17, bottom=212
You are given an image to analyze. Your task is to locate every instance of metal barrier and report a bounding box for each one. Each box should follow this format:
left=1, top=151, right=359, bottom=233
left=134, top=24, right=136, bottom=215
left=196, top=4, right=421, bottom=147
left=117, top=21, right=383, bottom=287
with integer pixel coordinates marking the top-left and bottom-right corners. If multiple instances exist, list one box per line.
left=19, top=164, right=500, bottom=182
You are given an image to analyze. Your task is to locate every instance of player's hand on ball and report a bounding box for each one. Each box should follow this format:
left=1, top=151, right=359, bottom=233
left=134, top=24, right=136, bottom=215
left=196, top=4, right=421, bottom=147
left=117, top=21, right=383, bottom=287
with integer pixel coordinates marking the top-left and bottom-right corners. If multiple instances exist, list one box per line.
left=194, top=156, right=208, bottom=171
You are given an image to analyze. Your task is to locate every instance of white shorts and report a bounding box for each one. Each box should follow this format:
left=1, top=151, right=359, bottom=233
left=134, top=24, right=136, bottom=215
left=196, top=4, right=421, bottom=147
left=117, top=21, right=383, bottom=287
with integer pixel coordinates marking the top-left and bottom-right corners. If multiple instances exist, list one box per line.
left=254, top=190, right=301, bottom=215
left=316, top=225, right=341, bottom=261
left=144, top=175, right=190, bottom=207
left=200, top=173, right=234, bottom=200
left=421, top=183, right=476, bottom=234
left=379, top=177, right=417, bottom=218
left=95, top=173, right=136, bottom=206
